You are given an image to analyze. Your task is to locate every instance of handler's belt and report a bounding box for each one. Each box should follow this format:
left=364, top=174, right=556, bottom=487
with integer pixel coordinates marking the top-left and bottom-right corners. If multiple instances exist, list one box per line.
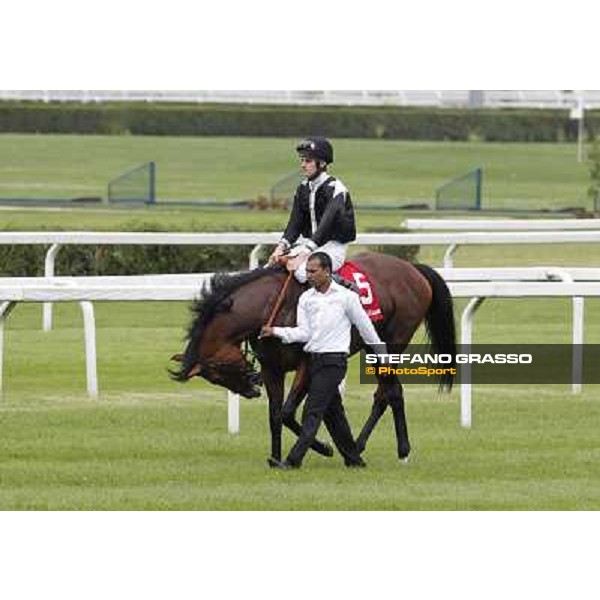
left=308, top=352, right=348, bottom=367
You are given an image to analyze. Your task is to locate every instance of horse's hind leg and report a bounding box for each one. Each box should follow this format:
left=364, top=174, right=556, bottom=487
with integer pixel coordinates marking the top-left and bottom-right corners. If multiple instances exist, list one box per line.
left=388, top=377, right=410, bottom=461
left=282, top=360, right=334, bottom=457
left=358, top=376, right=410, bottom=461
left=356, top=383, right=388, bottom=453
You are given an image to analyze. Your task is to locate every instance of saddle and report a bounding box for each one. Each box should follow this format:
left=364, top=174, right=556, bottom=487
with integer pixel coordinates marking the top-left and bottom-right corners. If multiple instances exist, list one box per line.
left=274, top=256, right=383, bottom=322
left=337, top=261, right=383, bottom=322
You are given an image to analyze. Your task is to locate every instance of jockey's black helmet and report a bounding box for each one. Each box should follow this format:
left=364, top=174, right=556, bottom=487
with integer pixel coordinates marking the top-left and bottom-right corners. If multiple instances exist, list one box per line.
left=296, top=137, right=334, bottom=165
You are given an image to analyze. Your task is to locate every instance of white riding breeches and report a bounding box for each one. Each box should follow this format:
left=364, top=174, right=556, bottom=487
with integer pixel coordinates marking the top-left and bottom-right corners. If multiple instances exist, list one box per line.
left=293, top=240, right=347, bottom=283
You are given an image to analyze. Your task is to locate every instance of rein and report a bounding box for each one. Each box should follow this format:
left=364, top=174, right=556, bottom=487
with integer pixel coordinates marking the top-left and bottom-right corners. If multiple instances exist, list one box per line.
left=240, top=266, right=295, bottom=374
left=243, top=268, right=294, bottom=371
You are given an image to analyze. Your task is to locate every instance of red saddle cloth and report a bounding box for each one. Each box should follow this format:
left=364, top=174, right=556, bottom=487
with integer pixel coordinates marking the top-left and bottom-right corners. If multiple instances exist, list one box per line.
left=336, top=261, right=384, bottom=322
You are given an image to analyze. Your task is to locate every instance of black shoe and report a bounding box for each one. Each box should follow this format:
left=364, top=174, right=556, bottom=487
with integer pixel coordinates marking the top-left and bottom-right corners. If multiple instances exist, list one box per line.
left=267, top=457, right=299, bottom=470
left=332, top=273, right=360, bottom=294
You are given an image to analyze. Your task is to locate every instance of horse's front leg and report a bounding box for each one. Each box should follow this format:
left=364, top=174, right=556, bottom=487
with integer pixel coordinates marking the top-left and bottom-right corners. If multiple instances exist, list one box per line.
left=282, top=358, right=334, bottom=458
left=356, top=382, right=388, bottom=453
left=261, top=366, right=284, bottom=464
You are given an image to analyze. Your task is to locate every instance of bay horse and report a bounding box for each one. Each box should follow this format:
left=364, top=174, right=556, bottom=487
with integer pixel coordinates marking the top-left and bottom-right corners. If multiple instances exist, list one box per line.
left=170, top=252, right=456, bottom=464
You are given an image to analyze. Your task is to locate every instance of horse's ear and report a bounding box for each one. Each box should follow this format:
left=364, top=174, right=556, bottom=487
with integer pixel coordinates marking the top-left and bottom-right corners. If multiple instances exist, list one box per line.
left=217, top=298, right=233, bottom=313
left=188, top=363, right=203, bottom=377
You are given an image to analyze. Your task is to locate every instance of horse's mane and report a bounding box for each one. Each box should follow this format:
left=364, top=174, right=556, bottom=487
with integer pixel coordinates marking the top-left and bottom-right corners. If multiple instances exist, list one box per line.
left=187, top=266, right=284, bottom=341
left=172, top=266, right=285, bottom=380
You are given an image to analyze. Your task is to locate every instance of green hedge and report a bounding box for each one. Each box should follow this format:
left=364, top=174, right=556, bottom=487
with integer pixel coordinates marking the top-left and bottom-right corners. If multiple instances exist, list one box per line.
left=0, top=222, right=421, bottom=277
left=0, top=243, right=254, bottom=277
left=1, top=101, right=599, bottom=141
left=363, top=226, right=420, bottom=262
left=0, top=223, right=255, bottom=277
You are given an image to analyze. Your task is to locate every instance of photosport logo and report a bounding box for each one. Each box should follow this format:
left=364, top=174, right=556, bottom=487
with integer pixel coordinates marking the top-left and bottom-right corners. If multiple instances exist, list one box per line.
left=359, top=344, right=600, bottom=385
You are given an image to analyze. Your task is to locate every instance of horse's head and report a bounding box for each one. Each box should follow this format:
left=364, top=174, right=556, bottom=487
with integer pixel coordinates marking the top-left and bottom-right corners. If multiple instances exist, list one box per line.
left=171, top=296, right=263, bottom=398
left=170, top=270, right=283, bottom=398
left=184, top=358, right=263, bottom=399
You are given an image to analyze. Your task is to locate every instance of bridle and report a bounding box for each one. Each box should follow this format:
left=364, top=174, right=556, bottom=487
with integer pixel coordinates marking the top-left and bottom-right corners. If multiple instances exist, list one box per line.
left=193, top=266, right=291, bottom=387
left=242, top=337, right=260, bottom=373
left=195, top=339, right=261, bottom=386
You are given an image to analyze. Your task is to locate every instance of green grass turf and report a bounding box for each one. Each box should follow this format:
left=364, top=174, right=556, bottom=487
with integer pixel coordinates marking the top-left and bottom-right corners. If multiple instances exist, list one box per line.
left=0, top=134, right=592, bottom=209
left=1, top=296, right=600, bottom=510
left=1, top=387, right=599, bottom=510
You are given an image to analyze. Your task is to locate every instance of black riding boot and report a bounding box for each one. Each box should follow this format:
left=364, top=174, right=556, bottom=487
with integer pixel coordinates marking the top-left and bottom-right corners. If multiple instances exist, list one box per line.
left=332, top=273, right=360, bottom=294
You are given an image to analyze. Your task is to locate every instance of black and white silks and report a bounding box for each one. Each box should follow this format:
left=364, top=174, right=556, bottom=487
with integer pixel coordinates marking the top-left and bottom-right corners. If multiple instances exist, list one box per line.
left=279, top=172, right=356, bottom=252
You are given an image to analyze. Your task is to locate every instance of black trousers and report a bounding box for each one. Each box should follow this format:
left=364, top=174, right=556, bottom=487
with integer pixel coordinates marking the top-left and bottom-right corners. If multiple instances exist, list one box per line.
left=286, top=353, right=363, bottom=467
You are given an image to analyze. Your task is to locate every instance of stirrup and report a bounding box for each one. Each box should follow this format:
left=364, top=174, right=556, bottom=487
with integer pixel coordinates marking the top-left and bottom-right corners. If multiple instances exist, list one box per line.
left=332, top=273, right=360, bottom=294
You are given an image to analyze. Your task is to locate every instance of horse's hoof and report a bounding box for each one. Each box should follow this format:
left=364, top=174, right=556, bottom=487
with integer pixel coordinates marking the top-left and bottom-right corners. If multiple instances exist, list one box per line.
left=267, top=457, right=281, bottom=468
left=398, top=443, right=411, bottom=462
left=399, top=455, right=410, bottom=464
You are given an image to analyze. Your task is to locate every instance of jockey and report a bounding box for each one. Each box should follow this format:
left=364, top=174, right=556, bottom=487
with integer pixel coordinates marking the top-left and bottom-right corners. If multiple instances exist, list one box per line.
left=268, top=137, right=357, bottom=289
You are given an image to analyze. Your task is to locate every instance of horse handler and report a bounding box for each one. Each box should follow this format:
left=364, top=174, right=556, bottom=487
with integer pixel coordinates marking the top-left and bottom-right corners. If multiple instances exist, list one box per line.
left=261, top=252, right=386, bottom=470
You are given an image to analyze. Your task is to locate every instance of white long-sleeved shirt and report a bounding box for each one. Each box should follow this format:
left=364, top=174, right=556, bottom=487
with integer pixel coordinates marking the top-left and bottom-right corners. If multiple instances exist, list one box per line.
left=272, top=281, right=386, bottom=354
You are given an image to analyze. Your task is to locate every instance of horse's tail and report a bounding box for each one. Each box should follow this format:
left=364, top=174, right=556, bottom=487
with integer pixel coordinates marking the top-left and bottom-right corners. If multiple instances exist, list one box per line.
left=413, top=263, right=457, bottom=392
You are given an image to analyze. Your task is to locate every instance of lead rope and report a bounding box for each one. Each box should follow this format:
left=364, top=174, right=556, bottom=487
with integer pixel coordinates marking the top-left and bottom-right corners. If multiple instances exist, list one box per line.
left=244, top=264, right=294, bottom=368
left=265, top=269, right=294, bottom=328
